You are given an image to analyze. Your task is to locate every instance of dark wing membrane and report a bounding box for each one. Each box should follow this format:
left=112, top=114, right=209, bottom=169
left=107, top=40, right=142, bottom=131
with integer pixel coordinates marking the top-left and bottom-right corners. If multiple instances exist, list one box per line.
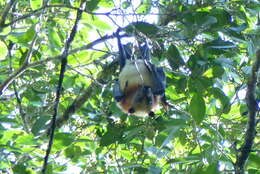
left=116, top=30, right=132, bottom=70
left=113, top=80, right=124, bottom=102
left=153, top=67, right=166, bottom=95
left=144, top=62, right=166, bottom=95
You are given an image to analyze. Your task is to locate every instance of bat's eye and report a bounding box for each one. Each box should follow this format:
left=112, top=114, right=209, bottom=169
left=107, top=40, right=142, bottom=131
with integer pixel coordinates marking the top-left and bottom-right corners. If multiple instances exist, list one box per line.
left=128, top=108, right=135, bottom=113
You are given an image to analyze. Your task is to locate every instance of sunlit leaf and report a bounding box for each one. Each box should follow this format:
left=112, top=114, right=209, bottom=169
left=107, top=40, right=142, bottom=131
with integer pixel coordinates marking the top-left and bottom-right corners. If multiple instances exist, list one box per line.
left=91, top=17, right=112, bottom=30
left=7, top=26, right=36, bottom=44
left=0, top=41, right=7, bottom=60
left=203, top=66, right=224, bottom=78
left=16, top=134, right=36, bottom=145
left=136, top=0, right=151, bottom=14
left=30, top=0, right=42, bottom=10
left=48, top=27, right=62, bottom=52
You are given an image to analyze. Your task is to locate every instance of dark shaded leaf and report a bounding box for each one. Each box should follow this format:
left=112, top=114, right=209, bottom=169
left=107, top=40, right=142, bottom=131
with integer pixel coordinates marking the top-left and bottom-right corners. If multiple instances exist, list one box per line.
left=210, top=8, right=232, bottom=28
left=209, top=87, right=231, bottom=114
left=134, top=167, right=148, bottom=173
left=64, top=145, right=82, bottom=162
left=100, top=125, right=123, bottom=146
left=206, top=39, right=236, bottom=49
left=167, top=44, right=185, bottom=70
left=189, top=94, right=206, bottom=124
left=125, top=22, right=159, bottom=35
left=31, top=115, right=51, bottom=135
left=148, top=166, right=162, bottom=174
left=55, top=133, right=74, bottom=146
left=86, top=0, right=99, bottom=11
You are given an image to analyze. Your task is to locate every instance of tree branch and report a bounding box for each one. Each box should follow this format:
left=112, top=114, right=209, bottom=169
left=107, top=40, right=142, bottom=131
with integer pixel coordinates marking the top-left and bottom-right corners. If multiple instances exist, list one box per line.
left=235, top=50, right=260, bottom=174
left=56, top=60, right=118, bottom=128
left=41, top=6, right=83, bottom=174
left=0, top=0, right=16, bottom=27
left=2, top=4, right=170, bottom=28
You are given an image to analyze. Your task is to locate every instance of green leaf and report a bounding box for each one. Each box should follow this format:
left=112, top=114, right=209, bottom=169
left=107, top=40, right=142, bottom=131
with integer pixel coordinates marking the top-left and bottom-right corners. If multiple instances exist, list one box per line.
left=175, top=77, right=187, bottom=93
left=30, top=0, right=42, bottom=10
left=148, top=166, right=162, bottom=174
left=100, top=125, right=123, bottom=146
left=239, top=104, right=248, bottom=116
left=125, top=22, right=159, bottom=35
left=12, top=164, right=32, bottom=174
left=31, top=115, right=51, bottom=135
left=167, top=44, right=185, bottom=70
left=203, top=68, right=214, bottom=78
left=64, top=145, right=82, bottom=162
left=203, top=38, right=236, bottom=55
left=134, top=167, right=148, bottom=173
left=98, top=0, right=114, bottom=8
left=136, top=0, right=151, bottom=14
left=16, top=134, right=36, bottom=146
left=193, top=12, right=217, bottom=28
left=205, top=162, right=220, bottom=174
left=91, top=17, right=112, bottom=30
left=0, top=130, right=23, bottom=144
left=210, top=8, right=232, bottom=28
left=63, top=75, right=76, bottom=89
left=0, top=41, right=7, bottom=60
left=248, top=153, right=260, bottom=167
left=209, top=87, right=231, bottom=114
left=55, top=133, right=74, bottom=146
left=200, top=16, right=217, bottom=28
left=212, top=66, right=225, bottom=77
left=203, top=66, right=224, bottom=78
left=48, top=27, right=62, bottom=52
left=86, top=0, right=99, bottom=11
left=228, top=23, right=247, bottom=33
left=206, top=39, right=236, bottom=49
left=120, top=150, right=132, bottom=160
left=122, top=1, right=131, bottom=9
left=8, top=26, right=36, bottom=45
left=189, top=94, right=206, bottom=124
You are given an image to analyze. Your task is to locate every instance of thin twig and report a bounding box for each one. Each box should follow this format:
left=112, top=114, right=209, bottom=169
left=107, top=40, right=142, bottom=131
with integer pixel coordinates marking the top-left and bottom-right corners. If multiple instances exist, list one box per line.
left=6, top=41, right=30, bottom=133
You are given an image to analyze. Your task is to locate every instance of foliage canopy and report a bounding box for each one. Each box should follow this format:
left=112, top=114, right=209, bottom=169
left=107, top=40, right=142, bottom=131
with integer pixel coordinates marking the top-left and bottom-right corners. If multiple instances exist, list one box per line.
left=0, top=0, right=259, bottom=173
